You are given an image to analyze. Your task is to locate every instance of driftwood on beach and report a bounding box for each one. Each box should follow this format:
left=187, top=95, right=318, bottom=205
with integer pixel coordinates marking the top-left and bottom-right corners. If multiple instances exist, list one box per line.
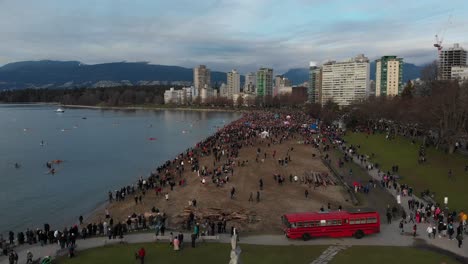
left=304, top=171, right=337, bottom=186
left=175, top=207, right=257, bottom=227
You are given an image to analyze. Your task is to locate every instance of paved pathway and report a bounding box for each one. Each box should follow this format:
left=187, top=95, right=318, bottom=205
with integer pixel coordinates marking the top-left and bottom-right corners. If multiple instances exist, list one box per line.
left=0, top=222, right=417, bottom=264
left=310, top=245, right=349, bottom=264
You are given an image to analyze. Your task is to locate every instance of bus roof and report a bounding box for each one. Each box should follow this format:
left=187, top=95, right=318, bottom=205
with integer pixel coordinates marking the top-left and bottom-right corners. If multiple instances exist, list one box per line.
left=283, top=211, right=378, bottom=223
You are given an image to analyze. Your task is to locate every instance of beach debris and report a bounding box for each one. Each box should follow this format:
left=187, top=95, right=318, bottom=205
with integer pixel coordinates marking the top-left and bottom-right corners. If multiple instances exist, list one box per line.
left=174, top=207, right=258, bottom=228
left=304, top=171, right=337, bottom=186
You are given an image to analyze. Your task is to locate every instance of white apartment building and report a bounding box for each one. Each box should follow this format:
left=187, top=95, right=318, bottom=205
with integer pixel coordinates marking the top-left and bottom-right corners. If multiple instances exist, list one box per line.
left=219, top=83, right=228, bottom=97
left=321, top=54, right=370, bottom=106
left=244, top=72, right=256, bottom=93
left=227, top=69, right=241, bottom=97
left=164, top=86, right=196, bottom=105
left=200, top=86, right=217, bottom=103
left=451, top=66, right=468, bottom=82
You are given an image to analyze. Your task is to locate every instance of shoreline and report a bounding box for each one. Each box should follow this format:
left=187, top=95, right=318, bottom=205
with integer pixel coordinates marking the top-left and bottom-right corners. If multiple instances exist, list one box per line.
left=1, top=104, right=242, bottom=237
left=62, top=104, right=244, bottom=112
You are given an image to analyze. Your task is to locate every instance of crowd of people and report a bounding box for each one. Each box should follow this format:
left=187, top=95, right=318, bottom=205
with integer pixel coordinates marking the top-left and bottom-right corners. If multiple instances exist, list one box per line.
left=327, top=126, right=467, bottom=249
left=2, top=110, right=321, bottom=262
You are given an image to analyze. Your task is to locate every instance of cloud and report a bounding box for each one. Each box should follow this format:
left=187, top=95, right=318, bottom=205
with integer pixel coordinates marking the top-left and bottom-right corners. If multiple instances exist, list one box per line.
left=0, top=0, right=467, bottom=73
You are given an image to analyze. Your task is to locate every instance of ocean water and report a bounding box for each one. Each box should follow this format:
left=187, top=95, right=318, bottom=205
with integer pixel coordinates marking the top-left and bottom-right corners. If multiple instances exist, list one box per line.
left=0, top=104, right=240, bottom=233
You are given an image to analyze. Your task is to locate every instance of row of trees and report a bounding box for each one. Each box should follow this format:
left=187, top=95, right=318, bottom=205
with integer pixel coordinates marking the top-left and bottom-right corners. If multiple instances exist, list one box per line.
left=339, top=79, right=468, bottom=154
left=0, top=85, right=172, bottom=106
left=0, top=86, right=308, bottom=108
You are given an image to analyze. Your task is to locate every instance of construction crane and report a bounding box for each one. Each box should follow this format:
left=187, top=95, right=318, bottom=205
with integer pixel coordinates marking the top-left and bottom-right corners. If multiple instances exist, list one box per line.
left=434, top=14, right=453, bottom=54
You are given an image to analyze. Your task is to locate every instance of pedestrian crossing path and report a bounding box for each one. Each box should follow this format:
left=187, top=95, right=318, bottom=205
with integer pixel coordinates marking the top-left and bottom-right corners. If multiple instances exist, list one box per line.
left=310, top=245, right=350, bottom=264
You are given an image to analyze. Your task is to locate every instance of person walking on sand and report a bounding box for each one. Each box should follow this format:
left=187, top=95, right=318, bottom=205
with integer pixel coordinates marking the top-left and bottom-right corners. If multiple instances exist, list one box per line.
left=230, top=187, right=236, bottom=199
left=256, top=191, right=260, bottom=202
left=305, top=189, right=309, bottom=198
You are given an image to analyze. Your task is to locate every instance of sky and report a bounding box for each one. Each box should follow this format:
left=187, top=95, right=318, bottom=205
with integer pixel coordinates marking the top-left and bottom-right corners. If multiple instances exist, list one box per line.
left=1, top=0, right=467, bottom=73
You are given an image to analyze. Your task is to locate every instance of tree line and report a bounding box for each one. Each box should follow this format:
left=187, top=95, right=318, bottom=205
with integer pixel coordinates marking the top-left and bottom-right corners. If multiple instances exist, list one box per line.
left=0, top=85, right=173, bottom=106
left=306, top=60, right=468, bottom=154
left=0, top=85, right=308, bottom=108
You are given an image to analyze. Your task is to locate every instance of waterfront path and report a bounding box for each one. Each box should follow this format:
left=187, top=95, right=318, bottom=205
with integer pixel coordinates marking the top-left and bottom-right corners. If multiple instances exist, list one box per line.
left=3, top=218, right=465, bottom=264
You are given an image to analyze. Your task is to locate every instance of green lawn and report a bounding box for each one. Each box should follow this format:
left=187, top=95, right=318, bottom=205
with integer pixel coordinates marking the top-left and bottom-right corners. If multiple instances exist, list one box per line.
left=331, top=246, right=461, bottom=264
left=56, top=243, right=462, bottom=264
left=56, top=243, right=327, bottom=264
left=344, top=132, right=468, bottom=210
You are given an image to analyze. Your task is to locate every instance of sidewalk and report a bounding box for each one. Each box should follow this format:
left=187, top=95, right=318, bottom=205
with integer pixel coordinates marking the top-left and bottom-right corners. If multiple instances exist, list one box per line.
left=0, top=225, right=414, bottom=264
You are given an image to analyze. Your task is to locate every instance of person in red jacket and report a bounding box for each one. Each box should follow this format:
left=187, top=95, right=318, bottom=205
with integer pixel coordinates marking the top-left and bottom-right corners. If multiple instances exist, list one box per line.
left=138, top=247, right=146, bottom=264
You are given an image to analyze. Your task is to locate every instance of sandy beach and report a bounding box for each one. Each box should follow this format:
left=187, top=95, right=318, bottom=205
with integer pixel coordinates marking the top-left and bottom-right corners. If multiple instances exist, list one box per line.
left=86, top=127, right=354, bottom=234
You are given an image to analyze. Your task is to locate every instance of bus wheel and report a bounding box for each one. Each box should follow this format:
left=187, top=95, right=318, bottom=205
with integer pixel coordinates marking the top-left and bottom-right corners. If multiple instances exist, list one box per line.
left=354, top=230, right=364, bottom=239
left=302, top=233, right=311, bottom=241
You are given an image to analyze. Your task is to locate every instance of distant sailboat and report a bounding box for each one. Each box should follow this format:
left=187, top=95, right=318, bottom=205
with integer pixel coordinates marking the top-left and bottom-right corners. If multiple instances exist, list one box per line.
left=55, top=108, right=65, bottom=113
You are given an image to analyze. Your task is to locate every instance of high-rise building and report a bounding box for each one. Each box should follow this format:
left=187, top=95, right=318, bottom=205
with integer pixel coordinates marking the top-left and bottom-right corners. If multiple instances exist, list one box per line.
left=308, top=62, right=321, bottom=103
left=219, top=83, right=228, bottom=97
left=321, top=54, right=370, bottom=107
left=244, top=72, right=256, bottom=93
left=193, top=65, right=211, bottom=92
left=369, top=80, right=376, bottom=97
left=226, top=69, right=241, bottom=97
left=375, top=56, right=403, bottom=96
left=256, top=68, right=273, bottom=97
left=439, top=43, right=467, bottom=80
left=451, top=66, right=468, bottom=82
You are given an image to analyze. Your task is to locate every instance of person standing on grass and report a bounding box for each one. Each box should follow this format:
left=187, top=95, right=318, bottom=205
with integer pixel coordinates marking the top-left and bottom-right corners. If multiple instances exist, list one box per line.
left=138, top=247, right=146, bottom=264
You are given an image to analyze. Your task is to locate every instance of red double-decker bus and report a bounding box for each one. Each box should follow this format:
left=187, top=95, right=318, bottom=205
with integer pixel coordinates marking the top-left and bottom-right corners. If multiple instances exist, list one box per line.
left=281, top=210, right=380, bottom=240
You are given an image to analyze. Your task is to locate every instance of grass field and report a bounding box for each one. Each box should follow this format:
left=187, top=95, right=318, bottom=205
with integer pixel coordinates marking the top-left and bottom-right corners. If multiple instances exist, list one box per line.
left=331, top=246, right=461, bottom=264
left=56, top=243, right=462, bottom=264
left=344, top=132, right=468, bottom=211
left=55, top=243, right=327, bottom=264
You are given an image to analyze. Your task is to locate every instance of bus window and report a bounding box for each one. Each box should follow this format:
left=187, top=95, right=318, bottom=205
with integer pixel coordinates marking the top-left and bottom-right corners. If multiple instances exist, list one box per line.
left=320, top=220, right=326, bottom=226
left=366, top=217, right=377, bottom=223
left=282, top=216, right=291, bottom=228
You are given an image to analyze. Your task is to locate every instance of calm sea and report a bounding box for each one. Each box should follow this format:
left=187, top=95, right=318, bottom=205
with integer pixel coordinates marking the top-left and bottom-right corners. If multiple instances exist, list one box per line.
left=0, top=104, right=240, bottom=233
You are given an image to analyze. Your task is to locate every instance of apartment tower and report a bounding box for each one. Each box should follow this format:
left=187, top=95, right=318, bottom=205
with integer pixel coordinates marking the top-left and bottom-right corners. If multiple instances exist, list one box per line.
left=375, top=56, right=403, bottom=96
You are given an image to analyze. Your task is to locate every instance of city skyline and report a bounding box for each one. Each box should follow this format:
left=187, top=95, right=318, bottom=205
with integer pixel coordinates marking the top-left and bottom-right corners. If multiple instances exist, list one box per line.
left=1, top=0, right=468, bottom=73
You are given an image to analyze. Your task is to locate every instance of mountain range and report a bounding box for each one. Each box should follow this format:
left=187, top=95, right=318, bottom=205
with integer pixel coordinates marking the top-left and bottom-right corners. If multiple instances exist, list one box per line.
left=0, top=60, right=424, bottom=90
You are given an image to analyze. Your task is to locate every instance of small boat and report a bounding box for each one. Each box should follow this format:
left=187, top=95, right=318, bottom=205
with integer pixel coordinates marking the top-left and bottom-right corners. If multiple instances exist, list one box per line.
left=55, top=108, right=65, bottom=113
